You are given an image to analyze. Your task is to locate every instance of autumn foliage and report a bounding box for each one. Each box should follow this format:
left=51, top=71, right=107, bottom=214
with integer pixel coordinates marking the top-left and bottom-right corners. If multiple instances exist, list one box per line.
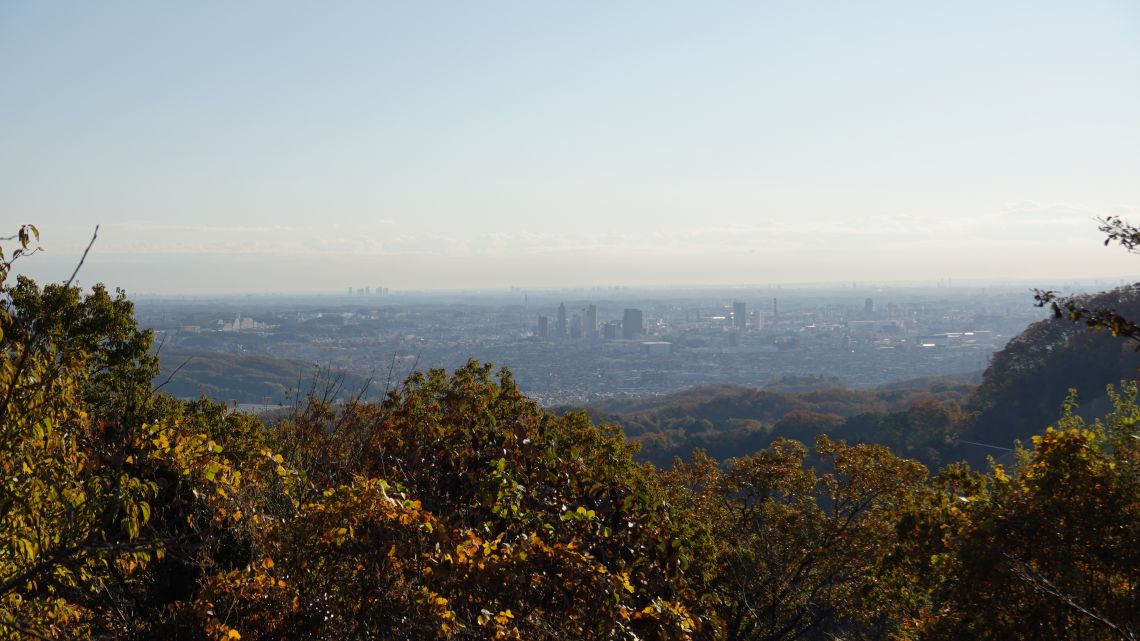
left=3, top=226, right=1140, bottom=640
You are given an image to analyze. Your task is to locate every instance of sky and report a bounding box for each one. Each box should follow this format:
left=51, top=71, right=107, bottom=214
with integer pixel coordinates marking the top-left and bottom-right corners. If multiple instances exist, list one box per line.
left=2, top=1, right=1139, bottom=293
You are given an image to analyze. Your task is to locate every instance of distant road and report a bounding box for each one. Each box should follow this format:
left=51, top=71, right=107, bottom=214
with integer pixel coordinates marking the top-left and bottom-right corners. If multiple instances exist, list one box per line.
left=957, top=439, right=1013, bottom=452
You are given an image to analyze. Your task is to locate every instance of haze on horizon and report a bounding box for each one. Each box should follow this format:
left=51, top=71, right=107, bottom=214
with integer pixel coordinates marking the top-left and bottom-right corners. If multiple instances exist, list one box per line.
left=2, top=2, right=1139, bottom=294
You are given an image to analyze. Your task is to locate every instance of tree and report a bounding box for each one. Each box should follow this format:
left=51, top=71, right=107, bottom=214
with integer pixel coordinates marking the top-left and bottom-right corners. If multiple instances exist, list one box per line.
left=200, top=362, right=716, bottom=640
left=966, top=216, right=1140, bottom=453
left=1035, top=216, right=1140, bottom=343
left=0, top=227, right=257, bottom=640
left=673, top=437, right=928, bottom=641
left=901, top=385, right=1140, bottom=640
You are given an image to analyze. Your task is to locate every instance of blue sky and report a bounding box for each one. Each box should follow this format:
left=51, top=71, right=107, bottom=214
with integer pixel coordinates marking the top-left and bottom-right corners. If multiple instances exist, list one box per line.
left=2, top=1, right=1139, bottom=293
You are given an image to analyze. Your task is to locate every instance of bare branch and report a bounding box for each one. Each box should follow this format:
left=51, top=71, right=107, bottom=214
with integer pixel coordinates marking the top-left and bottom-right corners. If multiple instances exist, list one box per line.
left=1009, top=555, right=1137, bottom=641
left=153, top=356, right=194, bottom=393
left=63, top=225, right=99, bottom=290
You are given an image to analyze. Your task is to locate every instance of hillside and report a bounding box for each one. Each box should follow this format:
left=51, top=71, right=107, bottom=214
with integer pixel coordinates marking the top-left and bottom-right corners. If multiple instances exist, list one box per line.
left=577, top=376, right=975, bottom=468
left=153, top=345, right=371, bottom=405
left=963, top=283, right=1140, bottom=449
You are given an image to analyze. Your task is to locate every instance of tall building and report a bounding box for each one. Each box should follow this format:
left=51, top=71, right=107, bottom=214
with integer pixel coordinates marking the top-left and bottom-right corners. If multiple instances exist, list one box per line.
left=537, top=315, right=549, bottom=340
left=556, top=303, right=568, bottom=338
left=603, top=320, right=620, bottom=340
left=622, top=308, right=644, bottom=340
left=733, top=301, right=746, bottom=330
left=865, top=297, right=875, bottom=314
left=584, top=304, right=598, bottom=338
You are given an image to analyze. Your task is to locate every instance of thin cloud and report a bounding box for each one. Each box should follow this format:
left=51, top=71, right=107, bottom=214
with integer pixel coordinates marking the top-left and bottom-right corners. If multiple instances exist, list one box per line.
left=120, top=222, right=303, bottom=233
left=92, top=202, right=1132, bottom=259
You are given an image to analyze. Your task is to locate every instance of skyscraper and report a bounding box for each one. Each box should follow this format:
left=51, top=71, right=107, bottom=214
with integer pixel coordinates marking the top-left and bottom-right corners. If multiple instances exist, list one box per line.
left=537, top=315, right=549, bottom=340
left=622, top=308, right=644, bottom=340
left=556, top=303, right=568, bottom=339
left=584, top=304, right=598, bottom=338
left=603, top=321, right=620, bottom=340
left=733, top=301, right=746, bottom=330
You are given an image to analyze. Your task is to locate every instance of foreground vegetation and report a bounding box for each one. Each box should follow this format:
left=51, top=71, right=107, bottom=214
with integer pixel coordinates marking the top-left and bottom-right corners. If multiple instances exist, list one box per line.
left=3, top=227, right=1139, bottom=640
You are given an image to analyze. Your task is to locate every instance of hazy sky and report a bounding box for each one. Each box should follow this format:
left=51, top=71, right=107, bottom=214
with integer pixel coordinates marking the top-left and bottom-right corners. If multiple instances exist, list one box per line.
left=3, top=1, right=1139, bottom=293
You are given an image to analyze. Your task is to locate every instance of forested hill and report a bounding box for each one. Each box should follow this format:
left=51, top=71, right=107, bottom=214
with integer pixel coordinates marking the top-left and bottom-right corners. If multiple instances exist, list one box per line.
left=964, top=283, right=1140, bottom=447
left=571, top=376, right=975, bottom=468
left=154, top=345, right=370, bottom=406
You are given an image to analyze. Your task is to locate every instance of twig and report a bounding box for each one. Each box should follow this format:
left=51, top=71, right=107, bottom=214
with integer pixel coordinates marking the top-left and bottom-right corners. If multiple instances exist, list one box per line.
left=153, top=356, right=194, bottom=393
left=63, top=225, right=99, bottom=289
left=1008, top=555, right=1136, bottom=641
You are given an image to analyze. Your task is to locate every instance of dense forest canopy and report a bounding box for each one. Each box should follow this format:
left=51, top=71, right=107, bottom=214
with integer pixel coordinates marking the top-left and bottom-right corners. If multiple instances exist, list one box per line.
left=574, top=379, right=974, bottom=468
left=3, top=226, right=1140, bottom=640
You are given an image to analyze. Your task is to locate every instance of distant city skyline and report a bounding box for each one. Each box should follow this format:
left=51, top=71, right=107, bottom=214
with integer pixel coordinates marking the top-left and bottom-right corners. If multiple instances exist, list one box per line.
left=3, top=2, right=1138, bottom=293
left=133, top=285, right=1045, bottom=406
